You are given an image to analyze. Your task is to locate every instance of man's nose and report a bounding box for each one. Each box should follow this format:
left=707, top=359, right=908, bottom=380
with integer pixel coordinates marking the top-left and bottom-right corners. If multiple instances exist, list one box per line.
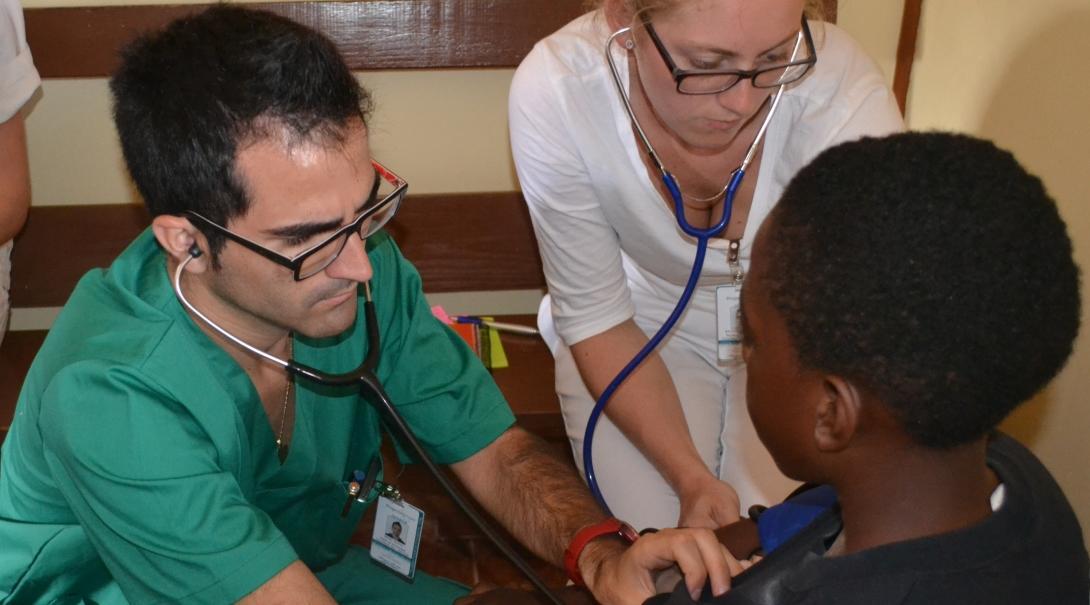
left=324, top=234, right=373, bottom=284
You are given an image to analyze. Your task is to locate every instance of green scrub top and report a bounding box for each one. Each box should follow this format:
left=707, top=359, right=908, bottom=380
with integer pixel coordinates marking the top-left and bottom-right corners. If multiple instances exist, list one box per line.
left=0, top=229, right=515, bottom=604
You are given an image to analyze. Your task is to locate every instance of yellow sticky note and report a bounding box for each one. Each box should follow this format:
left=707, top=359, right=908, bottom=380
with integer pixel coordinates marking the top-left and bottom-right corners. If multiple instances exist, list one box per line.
left=482, top=316, right=509, bottom=369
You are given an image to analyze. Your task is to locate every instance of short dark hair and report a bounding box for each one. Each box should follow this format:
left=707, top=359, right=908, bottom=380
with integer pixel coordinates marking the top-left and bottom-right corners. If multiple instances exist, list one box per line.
left=763, top=131, right=1081, bottom=448
left=110, top=5, right=373, bottom=256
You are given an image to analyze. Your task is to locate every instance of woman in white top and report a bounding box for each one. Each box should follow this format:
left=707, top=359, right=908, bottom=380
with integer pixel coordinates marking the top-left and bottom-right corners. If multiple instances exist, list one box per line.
left=0, top=0, right=40, bottom=343
left=509, top=0, right=903, bottom=531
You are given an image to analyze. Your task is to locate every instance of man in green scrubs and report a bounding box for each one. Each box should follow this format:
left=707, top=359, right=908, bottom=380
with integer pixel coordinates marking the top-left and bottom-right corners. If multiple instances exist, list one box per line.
left=0, top=6, right=734, bottom=605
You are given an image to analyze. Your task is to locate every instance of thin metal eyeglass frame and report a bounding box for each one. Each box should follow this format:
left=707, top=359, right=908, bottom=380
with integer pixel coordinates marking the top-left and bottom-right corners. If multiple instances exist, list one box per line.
left=185, top=160, right=407, bottom=281
left=643, top=15, right=816, bottom=95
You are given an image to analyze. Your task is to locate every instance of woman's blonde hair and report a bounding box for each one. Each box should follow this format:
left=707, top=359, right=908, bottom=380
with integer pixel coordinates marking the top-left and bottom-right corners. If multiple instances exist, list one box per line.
left=594, top=0, right=827, bottom=22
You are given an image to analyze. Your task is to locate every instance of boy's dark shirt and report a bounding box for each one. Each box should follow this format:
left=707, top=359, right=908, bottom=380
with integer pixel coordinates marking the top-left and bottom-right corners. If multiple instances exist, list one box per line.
left=666, top=433, right=1089, bottom=605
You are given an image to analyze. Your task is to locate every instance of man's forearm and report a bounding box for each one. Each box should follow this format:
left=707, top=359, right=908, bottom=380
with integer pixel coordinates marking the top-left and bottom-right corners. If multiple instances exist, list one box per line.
left=451, top=426, right=604, bottom=567
left=237, top=560, right=336, bottom=605
left=452, top=427, right=738, bottom=604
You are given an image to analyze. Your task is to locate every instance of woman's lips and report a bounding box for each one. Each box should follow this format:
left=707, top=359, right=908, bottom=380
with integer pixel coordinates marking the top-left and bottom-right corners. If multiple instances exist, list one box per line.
left=703, top=117, right=741, bottom=131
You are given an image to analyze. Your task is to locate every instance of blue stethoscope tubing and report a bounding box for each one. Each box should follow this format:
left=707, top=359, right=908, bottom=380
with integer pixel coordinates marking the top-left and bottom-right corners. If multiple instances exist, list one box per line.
left=583, top=28, right=792, bottom=516
left=172, top=258, right=567, bottom=605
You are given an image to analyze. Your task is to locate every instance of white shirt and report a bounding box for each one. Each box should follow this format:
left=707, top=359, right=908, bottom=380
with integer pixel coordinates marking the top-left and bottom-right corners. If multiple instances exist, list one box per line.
left=0, top=0, right=38, bottom=340
left=1, top=0, right=39, bottom=122
left=510, top=11, right=904, bottom=361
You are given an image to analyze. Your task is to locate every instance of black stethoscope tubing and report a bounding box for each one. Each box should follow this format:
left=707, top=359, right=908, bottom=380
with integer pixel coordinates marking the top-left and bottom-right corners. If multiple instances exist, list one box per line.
left=173, top=255, right=566, bottom=605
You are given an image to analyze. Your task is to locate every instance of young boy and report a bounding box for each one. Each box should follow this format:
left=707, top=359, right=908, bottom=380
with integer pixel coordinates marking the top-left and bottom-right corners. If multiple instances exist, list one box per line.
left=726, top=131, right=1088, bottom=603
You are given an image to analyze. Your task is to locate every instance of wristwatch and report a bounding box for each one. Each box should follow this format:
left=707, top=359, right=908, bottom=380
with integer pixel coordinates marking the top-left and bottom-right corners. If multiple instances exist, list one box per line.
left=563, top=518, right=640, bottom=587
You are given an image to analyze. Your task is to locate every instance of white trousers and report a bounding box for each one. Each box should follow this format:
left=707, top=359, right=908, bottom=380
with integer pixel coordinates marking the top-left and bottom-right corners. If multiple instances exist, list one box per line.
left=0, top=240, right=11, bottom=344
left=541, top=299, right=797, bottom=531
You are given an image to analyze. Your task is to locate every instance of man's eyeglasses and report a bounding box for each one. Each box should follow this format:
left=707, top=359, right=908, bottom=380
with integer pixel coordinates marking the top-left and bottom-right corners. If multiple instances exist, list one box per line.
left=185, top=160, right=407, bottom=281
left=642, top=16, right=817, bottom=95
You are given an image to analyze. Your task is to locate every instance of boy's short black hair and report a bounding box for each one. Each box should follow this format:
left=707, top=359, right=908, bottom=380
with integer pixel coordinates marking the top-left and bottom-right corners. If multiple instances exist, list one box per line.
left=110, top=5, right=373, bottom=257
left=763, top=131, right=1080, bottom=448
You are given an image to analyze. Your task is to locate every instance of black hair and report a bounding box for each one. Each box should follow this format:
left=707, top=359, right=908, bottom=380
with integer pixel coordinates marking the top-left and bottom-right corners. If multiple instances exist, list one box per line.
left=764, top=131, right=1081, bottom=448
left=109, top=5, right=373, bottom=257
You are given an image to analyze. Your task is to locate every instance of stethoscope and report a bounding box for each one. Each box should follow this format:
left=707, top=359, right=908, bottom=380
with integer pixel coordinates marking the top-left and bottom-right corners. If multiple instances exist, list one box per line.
left=172, top=249, right=567, bottom=605
left=583, top=27, right=797, bottom=516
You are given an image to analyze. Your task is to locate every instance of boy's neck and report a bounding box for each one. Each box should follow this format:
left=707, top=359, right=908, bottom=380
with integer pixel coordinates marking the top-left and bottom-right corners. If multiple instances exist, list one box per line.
left=831, top=437, right=999, bottom=556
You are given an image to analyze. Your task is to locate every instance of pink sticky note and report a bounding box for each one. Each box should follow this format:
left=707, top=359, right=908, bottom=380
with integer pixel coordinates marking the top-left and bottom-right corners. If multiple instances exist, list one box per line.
left=431, top=305, right=453, bottom=325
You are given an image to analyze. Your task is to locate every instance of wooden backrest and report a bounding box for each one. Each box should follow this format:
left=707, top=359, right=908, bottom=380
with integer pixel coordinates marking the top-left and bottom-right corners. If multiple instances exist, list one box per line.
left=10, top=193, right=543, bottom=307
left=15, top=0, right=843, bottom=306
left=10, top=0, right=859, bottom=307
left=15, top=1, right=594, bottom=306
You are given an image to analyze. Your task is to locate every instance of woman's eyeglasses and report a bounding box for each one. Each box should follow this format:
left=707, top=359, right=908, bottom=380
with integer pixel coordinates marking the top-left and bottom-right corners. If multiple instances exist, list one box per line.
left=641, top=15, right=817, bottom=95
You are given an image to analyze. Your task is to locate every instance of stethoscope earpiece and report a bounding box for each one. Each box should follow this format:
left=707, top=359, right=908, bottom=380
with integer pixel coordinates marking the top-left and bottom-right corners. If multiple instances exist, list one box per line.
left=188, top=244, right=202, bottom=259
left=624, top=38, right=634, bottom=50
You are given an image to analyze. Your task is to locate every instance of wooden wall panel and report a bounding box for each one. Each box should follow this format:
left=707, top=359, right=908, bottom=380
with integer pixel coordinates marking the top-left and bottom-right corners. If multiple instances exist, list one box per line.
left=26, top=0, right=838, bottom=79
left=25, top=0, right=585, bottom=78
left=11, top=204, right=151, bottom=308
left=387, top=193, right=545, bottom=294
left=10, top=193, right=544, bottom=307
left=893, top=0, right=923, bottom=114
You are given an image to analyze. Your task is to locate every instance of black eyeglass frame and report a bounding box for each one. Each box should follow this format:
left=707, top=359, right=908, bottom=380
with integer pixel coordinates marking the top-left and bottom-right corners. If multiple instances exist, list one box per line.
left=642, top=15, right=817, bottom=95
left=184, top=160, right=408, bottom=281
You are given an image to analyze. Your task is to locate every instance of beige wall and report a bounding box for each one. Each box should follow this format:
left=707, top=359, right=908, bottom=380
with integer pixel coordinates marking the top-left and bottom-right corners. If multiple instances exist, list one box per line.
left=26, top=71, right=519, bottom=207
left=19, top=0, right=1090, bottom=541
left=841, top=0, right=1090, bottom=544
left=837, top=0, right=902, bottom=88
left=907, top=0, right=1090, bottom=546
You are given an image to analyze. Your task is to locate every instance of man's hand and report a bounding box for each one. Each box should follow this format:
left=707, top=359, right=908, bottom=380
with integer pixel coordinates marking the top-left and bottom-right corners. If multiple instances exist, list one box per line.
left=676, top=474, right=741, bottom=529
left=582, top=528, right=743, bottom=604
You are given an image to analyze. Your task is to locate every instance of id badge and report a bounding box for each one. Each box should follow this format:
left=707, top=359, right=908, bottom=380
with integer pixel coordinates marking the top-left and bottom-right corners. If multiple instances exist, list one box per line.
left=716, top=285, right=743, bottom=363
left=370, top=494, right=425, bottom=581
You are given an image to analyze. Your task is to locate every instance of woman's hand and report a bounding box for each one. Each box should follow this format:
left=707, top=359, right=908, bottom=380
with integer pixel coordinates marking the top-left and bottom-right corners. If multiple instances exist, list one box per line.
left=676, top=473, right=741, bottom=529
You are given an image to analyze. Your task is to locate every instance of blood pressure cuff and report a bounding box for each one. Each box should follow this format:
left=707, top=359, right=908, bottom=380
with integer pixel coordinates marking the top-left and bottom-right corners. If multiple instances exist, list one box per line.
left=645, top=484, right=842, bottom=605
left=755, top=484, right=837, bottom=554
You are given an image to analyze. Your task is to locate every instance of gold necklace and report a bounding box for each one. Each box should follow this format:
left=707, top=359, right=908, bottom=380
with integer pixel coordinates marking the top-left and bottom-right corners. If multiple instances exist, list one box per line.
left=682, top=182, right=730, bottom=203
left=275, top=340, right=293, bottom=463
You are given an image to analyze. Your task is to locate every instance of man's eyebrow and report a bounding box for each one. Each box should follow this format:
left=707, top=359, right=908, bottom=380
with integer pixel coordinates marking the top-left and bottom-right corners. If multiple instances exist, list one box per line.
left=264, top=217, right=343, bottom=241
left=263, top=170, right=381, bottom=240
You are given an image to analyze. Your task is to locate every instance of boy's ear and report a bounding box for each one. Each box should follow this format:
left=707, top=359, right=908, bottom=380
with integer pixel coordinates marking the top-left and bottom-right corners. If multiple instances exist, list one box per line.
left=813, top=374, right=862, bottom=453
